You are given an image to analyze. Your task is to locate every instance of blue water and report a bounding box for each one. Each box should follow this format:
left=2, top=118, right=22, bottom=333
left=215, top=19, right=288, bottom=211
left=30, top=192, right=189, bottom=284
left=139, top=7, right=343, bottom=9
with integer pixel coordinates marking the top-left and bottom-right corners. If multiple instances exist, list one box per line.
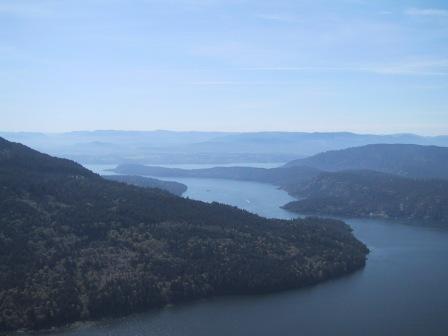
left=42, top=168, right=448, bottom=336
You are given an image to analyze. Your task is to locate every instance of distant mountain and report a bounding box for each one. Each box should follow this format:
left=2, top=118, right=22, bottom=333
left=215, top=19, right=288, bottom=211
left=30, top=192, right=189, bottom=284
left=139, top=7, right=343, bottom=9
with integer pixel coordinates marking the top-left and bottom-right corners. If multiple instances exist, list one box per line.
left=1, top=131, right=447, bottom=165
left=285, top=144, right=448, bottom=180
left=191, top=132, right=448, bottom=156
left=104, top=175, right=187, bottom=196
left=0, top=130, right=231, bottom=148
left=0, top=137, right=367, bottom=332
left=282, top=170, right=448, bottom=225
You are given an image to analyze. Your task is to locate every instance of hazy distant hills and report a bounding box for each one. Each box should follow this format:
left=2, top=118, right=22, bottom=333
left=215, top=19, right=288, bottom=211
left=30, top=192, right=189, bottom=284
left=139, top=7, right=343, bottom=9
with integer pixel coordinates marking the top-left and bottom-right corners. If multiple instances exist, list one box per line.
left=285, top=144, right=448, bottom=180
left=0, top=137, right=367, bottom=332
left=199, top=132, right=448, bottom=156
left=1, top=130, right=447, bottom=165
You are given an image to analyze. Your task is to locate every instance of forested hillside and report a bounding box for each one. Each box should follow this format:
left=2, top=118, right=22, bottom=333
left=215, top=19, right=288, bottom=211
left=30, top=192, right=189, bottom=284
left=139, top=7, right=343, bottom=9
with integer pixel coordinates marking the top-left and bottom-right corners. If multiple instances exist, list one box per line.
left=0, top=138, right=368, bottom=332
left=283, top=170, right=448, bottom=225
left=104, top=175, right=187, bottom=196
left=284, top=144, right=448, bottom=180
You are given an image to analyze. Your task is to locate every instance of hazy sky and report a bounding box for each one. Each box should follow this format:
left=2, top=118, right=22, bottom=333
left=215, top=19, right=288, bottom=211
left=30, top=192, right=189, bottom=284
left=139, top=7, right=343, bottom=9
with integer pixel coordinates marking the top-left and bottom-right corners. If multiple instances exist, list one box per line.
left=1, top=0, right=447, bottom=134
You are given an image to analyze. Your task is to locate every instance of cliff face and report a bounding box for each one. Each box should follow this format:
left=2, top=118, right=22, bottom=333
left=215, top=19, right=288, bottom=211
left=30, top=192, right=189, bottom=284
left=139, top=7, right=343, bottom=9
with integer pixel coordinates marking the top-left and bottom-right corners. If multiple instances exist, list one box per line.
left=0, top=138, right=368, bottom=332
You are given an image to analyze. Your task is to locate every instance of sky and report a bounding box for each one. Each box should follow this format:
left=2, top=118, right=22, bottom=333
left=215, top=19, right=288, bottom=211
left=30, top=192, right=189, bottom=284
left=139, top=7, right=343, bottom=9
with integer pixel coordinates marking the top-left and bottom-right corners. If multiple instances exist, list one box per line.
left=0, top=0, right=447, bottom=135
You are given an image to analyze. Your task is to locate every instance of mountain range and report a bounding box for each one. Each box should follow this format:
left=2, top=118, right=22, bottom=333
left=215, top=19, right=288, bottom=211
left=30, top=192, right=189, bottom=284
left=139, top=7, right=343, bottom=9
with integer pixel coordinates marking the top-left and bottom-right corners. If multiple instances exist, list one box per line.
left=2, top=131, right=448, bottom=165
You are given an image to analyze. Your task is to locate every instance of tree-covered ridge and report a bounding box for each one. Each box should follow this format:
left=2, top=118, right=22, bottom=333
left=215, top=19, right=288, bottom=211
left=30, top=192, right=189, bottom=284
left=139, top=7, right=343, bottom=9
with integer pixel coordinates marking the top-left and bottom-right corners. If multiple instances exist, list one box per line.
left=0, top=138, right=368, bottom=332
left=282, top=170, right=448, bottom=225
left=104, top=175, right=187, bottom=196
left=284, top=144, right=448, bottom=180
left=0, top=137, right=92, bottom=178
